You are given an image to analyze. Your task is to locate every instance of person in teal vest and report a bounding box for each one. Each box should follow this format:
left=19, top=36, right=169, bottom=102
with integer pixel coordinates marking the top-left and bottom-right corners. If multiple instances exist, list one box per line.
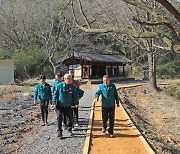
left=34, top=75, right=52, bottom=126
left=95, top=75, right=121, bottom=138
left=51, top=74, right=78, bottom=138
left=52, top=73, right=67, bottom=126
left=52, top=73, right=63, bottom=94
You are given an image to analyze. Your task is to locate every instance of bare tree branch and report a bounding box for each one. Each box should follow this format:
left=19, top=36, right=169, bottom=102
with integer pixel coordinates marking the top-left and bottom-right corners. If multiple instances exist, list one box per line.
left=94, top=0, right=116, bottom=26
left=76, top=0, right=91, bottom=28
left=122, top=0, right=170, bottom=23
left=155, top=0, right=180, bottom=22
left=76, top=24, right=180, bottom=52
left=132, top=17, right=178, bottom=38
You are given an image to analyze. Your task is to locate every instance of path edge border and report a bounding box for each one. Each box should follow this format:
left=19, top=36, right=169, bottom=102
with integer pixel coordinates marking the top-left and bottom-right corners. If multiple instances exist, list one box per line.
left=83, top=101, right=95, bottom=154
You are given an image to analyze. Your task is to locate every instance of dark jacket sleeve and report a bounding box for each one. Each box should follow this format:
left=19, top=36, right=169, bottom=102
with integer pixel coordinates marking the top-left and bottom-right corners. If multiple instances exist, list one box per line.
left=72, top=85, right=79, bottom=105
left=77, top=88, right=84, bottom=98
left=48, top=84, right=52, bottom=101
left=52, top=85, right=59, bottom=105
left=113, top=84, right=120, bottom=104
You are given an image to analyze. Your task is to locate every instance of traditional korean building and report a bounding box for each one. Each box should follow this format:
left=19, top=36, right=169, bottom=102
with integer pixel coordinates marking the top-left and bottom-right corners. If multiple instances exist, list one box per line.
left=60, top=52, right=131, bottom=80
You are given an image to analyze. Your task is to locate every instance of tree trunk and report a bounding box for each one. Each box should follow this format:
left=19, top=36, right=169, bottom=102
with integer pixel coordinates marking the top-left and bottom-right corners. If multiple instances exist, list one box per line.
left=52, top=65, right=57, bottom=76
left=148, top=52, right=157, bottom=90
left=49, top=58, right=57, bottom=76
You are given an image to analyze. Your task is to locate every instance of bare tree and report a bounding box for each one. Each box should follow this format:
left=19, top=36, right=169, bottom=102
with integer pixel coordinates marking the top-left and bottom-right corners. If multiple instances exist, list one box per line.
left=0, top=0, right=75, bottom=75
left=72, top=0, right=180, bottom=89
left=34, top=1, right=73, bottom=74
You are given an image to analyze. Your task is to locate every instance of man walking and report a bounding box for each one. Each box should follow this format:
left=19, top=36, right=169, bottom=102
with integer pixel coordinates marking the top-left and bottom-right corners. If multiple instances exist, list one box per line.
left=95, top=75, right=120, bottom=138
left=52, top=74, right=78, bottom=138
left=52, top=73, right=67, bottom=125
left=52, top=73, right=63, bottom=94
left=34, top=75, right=52, bottom=126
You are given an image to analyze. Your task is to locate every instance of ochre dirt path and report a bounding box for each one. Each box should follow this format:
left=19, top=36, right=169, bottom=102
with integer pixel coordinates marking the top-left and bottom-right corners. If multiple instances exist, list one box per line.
left=89, top=101, right=154, bottom=154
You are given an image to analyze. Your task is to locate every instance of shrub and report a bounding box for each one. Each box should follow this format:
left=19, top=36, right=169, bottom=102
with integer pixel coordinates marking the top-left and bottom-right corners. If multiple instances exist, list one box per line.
left=12, top=45, right=51, bottom=80
left=164, top=83, right=180, bottom=100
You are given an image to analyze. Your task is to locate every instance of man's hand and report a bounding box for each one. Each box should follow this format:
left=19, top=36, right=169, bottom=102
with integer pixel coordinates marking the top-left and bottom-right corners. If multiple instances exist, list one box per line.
left=75, top=105, right=78, bottom=108
left=50, top=104, right=55, bottom=110
left=117, top=103, right=120, bottom=107
left=34, top=100, right=37, bottom=106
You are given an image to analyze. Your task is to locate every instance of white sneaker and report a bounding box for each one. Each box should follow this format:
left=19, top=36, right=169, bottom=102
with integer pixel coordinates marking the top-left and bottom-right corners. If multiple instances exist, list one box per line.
left=109, top=134, right=115, bottom=138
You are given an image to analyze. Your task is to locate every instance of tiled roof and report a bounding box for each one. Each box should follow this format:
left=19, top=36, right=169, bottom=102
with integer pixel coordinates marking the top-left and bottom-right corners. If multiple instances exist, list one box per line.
left=60, top=52, right=131, bottom=64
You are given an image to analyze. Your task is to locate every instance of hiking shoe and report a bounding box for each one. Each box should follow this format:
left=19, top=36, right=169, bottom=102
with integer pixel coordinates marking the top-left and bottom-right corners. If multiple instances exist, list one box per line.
left=68, top=130, right=73, bottom=136
left=57, top=132, right=63, bottom=139
left=68, top=128, right=73, bottom=136
left=108, top=129, right=114, bottom=138
left=102, top=127, right=106, bottom=133
left=62, top=125, right=67, bottom=131
left=109, top=134, right=115, bottom=138
left=45, top=122, right=50, bottom=126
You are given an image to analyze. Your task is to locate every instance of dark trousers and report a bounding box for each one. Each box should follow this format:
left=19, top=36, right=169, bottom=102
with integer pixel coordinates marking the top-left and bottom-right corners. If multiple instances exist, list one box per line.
left=56, top=104, right=72, bottom=132
left=40, top=101, right=49, bottom=124
left=102, top=107, right=115, bottom=134
left=62, top=113, right=67, bottom=125
left=72, top=107, right=79, bottom=123
left=55, top=106, right=66, bottom=125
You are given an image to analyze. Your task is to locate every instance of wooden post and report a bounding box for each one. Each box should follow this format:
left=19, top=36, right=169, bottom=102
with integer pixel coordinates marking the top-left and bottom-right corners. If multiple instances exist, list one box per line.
left=88, top=65, right=90, bottom=79
left=81, top=64, right=83, bottom=79
left=117, top=64, right=119, bottom=77
left=111, top=64, right=113, bottom=77
left=123, top=65, right=125, bottom=76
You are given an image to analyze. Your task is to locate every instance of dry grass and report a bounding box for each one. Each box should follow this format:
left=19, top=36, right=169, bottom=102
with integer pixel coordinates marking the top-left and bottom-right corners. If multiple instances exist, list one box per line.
left=20, top=79, right=38, bottom=86
left=0, top=85, right=34, bottom=103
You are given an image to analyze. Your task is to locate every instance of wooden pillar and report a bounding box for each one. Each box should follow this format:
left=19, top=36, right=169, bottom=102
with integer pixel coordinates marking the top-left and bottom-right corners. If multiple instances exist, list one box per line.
left=89, top=65, right=92, bottom=79
left=111, top=64, right=113, bottom=77
left=88, top=65, right=90, bottom=79
left=67, top=65, right=69, bottom=73
left=117, top=64, right=119, bottom=77
left=123, top=64, right=125, bottom=76
left=81, top=64, right=83, bottom=79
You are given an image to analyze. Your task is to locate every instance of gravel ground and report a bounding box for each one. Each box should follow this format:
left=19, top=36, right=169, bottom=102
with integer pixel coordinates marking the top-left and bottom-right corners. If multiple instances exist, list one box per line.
left=18, top=87, right=96, bottom=154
